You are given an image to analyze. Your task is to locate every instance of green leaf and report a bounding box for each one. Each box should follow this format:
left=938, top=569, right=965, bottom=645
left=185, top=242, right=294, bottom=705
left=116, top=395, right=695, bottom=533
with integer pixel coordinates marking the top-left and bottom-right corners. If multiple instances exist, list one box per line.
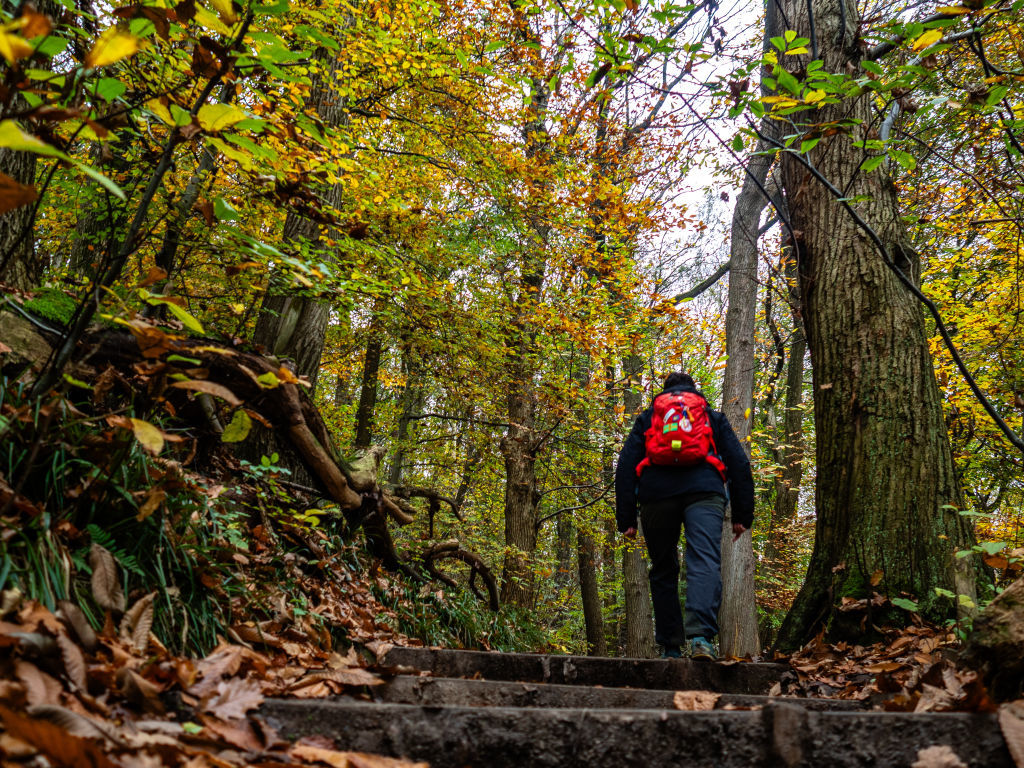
left=958, top=594, right=976, bottom=609
left=257, top=371, right=281, bottom=388
left=860, top=155, right=886, bottom=172
left=933, top=587, right=955, bottom=599
left=167, top=355, right=202, bottom=365
left=980, top=540, right=1007, bottom=556
left=484, top=40, right=505, bottom=53
left=0, top=120, right=125, bottom=199
left=891, top=597, right=919, bottom=612
left=164, top=303, right=204, bottom=334
left=890, top=149, right=917, bottom=170
left=92, top=77, right=127, bottom=102
left=221, top=409, right=252, bottom=443
left=214, top=197, right=239, bottom=221
left=35, top=35, right=68, bottom=57
left=861, top=60, right=883, bottom=75
left=63, top=373, right=92, bottom=390
left=732, top=134, right=743, bottom=152
left=986, top=85, right=1009, bottom=107
left=776, top=69, right=800, bottom=95
left=182, top=722, right=203, bottom=735
left=800, top=137, right=821, bottom=153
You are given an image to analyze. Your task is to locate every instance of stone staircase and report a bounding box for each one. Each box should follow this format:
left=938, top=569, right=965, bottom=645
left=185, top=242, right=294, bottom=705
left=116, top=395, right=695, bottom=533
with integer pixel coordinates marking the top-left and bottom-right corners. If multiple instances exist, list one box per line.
left=261, top=648, right=1013, bottom=767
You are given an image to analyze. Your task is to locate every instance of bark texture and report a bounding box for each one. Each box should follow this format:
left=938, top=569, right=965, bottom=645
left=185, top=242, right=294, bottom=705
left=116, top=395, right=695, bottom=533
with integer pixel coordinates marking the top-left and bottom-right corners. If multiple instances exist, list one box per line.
left=621, top=355, right=655, bottom=658
left=0, top=147, right=39, bottom=291
left=578, top=527, right=607, bottom=656
left=775, top=0, right=977, bottom=648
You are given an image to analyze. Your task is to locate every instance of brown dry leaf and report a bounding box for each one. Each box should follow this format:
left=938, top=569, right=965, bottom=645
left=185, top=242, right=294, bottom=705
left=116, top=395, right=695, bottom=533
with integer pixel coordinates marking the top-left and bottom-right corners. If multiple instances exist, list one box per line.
left=55, top=632, right=87, bottom=691
left=672, top=690, right=720, bottom=710
left=136, top=487, right=166, bottom=522
left=0, top=704, right=119, bottom=768
left=202, top=677, right=264, bottom=721
left=57, top=601, right=97, bottom=652
left=189, top=644, right=264, bottom=697
left=119, top=592, right=157, bottom=653
left=200, top=715, right=264, bottom=752
left=291, top=667, right=383, bottom=693
left=1000, top=701, right=1024, bottom=768
left=15, top=660, right=62, bottom=706
left=117, top=668, right=165, bottom=714
left=866, top=661, right=905, bottom=673
left=911, top=745, right=967, bottom=768
left=0, top=173, right=38, bottom=215
left=914, top=683, right=954, bottom=713
left=170, top=379, right=242, bottom=406
left=89, top=544, right=126, bottom=613
left=0, top=731, right=36, bottom=758
left=26, top=704, right=122, bottom=744
left=291, top=744, right=428, bottom=768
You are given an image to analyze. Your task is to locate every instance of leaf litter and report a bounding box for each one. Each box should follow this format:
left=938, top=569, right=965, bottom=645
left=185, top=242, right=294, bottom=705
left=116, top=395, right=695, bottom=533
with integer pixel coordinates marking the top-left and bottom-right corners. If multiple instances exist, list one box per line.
left=0, top=581, right=427, bottom=768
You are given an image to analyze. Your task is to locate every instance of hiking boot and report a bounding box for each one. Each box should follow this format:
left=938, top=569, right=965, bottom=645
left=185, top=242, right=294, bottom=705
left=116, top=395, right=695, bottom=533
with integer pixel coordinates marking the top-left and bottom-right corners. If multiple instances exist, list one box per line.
left=689, top=636, right=715, bottom=661
left=661, top=645, right=682, bottom=659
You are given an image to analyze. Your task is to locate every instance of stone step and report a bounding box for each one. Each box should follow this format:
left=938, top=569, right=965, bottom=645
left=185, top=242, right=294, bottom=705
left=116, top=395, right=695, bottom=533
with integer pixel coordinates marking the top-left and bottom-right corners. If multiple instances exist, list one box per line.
left=261, top=699, right=1012, bottom=768
left=381, top=646, right=788, bottom=695
left=358, top=674, right=867, bottom=711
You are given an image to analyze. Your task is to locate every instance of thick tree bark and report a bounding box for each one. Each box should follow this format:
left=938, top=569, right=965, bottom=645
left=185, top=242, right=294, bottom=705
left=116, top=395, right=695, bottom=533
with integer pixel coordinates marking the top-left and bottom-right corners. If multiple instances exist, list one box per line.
left=556, top=511, right=574, bottom=590
left=775, top=0, right=978, bottom=648
left=0, top=148, right=39, bottom=291
left=577, top=526, right=607, bottom=656
left=387, top=355, right=421, bottom=486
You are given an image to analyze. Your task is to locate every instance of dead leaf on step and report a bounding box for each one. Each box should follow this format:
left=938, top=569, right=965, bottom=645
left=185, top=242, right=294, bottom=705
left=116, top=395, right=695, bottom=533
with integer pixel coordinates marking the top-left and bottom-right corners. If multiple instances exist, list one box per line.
left=999, top=700, right=1024, bottom=768
left=911, top=744, right=967, bottom=768
left=202, top=677, right=263, bottom=721
left=672, top=690, right=720, bottom=710
left=291, top=743, right=429, bottom=768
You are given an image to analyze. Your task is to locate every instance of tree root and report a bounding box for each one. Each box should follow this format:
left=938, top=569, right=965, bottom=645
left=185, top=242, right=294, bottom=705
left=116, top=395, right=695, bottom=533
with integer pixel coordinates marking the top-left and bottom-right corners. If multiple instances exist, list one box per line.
left=421, top=539, right=500, bottom=611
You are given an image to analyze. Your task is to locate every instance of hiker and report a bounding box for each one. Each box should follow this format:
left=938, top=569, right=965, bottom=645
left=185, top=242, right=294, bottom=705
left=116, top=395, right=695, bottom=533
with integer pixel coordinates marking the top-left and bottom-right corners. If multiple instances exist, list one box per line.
left=615, top=372, right=755, bottom=660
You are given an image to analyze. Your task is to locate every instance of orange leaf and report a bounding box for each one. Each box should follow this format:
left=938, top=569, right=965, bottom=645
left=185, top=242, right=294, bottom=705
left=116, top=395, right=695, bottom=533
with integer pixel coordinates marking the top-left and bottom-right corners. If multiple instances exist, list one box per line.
left=0, top=172, right=37, bottom=214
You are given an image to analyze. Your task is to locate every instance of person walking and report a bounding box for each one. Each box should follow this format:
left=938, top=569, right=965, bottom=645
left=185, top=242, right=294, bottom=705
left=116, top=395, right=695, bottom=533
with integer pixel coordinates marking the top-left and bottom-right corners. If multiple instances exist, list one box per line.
left=615, top=372, right=754, bottom=660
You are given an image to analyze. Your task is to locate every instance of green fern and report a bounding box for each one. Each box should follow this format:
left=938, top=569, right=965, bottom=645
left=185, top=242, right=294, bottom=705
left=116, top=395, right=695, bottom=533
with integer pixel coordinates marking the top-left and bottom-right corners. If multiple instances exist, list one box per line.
left=85, top=524, right=145, bottom=576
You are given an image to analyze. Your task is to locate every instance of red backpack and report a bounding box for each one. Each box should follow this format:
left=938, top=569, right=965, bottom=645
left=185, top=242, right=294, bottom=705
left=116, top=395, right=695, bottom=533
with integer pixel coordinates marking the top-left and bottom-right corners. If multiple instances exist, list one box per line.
left=635, top=391, right=727, bottom=479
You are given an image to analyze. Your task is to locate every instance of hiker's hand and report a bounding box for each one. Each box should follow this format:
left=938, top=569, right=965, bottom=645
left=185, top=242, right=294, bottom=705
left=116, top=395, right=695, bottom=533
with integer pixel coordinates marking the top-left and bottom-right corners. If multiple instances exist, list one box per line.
left=624, top=527, right=637, bottom=539
left=732, top=523, right=747, bottom=542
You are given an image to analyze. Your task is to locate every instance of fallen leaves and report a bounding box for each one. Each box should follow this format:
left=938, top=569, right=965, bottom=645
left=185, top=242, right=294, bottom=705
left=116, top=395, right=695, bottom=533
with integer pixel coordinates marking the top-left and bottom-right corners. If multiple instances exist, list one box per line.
left=672, top=690, right=720, bottom=710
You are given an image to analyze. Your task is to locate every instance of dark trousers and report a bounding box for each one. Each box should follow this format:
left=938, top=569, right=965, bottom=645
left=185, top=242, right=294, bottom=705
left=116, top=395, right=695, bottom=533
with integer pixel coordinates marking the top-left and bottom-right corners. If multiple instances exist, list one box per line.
left=640, top=492, right=726, bottom=646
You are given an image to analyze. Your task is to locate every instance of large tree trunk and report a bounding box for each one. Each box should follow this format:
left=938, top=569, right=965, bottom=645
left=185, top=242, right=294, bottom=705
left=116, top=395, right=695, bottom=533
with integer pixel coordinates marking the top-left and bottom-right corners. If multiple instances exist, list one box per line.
left=621, top=354, right=655, bottom=658
left=775, top=0, right=978, bottom=648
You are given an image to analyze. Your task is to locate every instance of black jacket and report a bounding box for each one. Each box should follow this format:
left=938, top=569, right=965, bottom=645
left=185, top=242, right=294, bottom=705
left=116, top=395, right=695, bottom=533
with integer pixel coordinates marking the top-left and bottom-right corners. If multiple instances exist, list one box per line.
left=614, top=384, right=755, bottom=532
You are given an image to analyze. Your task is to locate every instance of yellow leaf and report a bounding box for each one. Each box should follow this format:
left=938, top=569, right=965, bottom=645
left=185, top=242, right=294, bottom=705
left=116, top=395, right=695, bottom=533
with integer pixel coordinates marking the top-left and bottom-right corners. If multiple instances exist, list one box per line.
left=197, top=103, right=248, bottom=132
left=147, top=98, right=174, bottom=125
left=786, top=46, right=809, bottom=55
left=935, top=5, right=973, bottom=13
left=804, top=89, right=827, bottom=104
left=0, top=31, right=33, bottom=64
left=911, top=29, right=943, bottom=51
left=744, top=408, right=752, bottom=419
left=208, top=0, right=238, bottom=23
left=193, top=5, right=230, bottom=35
left=130, top=418, right=164, bottom=455
left=86, top=28, right=138, bottom=68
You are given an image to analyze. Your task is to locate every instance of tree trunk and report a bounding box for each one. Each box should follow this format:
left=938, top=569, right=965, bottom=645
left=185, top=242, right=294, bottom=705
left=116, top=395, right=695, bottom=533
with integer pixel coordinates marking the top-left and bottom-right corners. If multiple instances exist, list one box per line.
left=252, top=49, right=346, bottom=393
left=353, top=318, right=385, bottom=451
left=578, top=525, right=607, bottom=656
left=621, top=353, right=655, bottom=658
left=718, top=131, right=779, bottom=659
left=775, top=0, right=978, bottom=648
left=387, top=354, right=421, bottom=486
left=765, top=252, right=806, bottom=571
left=0, top=147, right=39, bottom=291
left=556, top=511, right=574, bottom=590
